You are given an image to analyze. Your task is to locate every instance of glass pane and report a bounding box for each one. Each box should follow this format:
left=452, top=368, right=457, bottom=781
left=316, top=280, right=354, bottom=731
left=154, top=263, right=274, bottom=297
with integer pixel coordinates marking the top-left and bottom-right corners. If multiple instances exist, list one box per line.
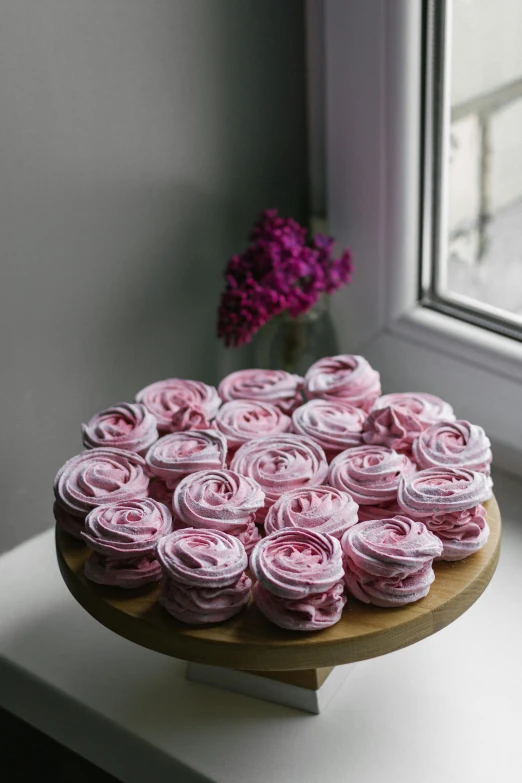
left=442, top=0, right=522, bottom=324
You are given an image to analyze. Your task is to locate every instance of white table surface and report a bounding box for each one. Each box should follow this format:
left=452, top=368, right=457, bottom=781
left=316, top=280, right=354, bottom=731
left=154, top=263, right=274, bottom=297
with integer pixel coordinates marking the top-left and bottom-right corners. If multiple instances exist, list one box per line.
left=1, top=470, right=521, bottom=783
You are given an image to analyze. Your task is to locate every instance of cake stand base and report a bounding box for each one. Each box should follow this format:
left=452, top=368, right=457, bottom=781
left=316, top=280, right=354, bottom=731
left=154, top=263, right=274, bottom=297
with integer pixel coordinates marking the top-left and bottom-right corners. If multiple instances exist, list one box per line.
left=185, top=663, right=355, bottom=714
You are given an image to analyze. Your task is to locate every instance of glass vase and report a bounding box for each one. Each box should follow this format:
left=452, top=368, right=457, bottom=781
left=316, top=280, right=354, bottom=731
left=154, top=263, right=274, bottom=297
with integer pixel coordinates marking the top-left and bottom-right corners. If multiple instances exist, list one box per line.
left=254, top=295, right=339, bottom=376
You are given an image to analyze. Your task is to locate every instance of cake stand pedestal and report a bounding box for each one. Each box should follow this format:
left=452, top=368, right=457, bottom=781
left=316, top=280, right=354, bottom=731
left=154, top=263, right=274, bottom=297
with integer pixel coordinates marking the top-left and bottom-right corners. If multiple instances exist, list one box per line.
left=55, top=495, right=501, bottom=714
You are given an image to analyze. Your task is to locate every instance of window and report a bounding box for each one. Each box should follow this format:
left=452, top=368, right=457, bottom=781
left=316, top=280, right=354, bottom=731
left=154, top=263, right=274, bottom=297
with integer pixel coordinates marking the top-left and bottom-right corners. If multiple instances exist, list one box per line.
left=314, top=0, right=522, bottom=470
left=422, top=0, right=522, bottom=340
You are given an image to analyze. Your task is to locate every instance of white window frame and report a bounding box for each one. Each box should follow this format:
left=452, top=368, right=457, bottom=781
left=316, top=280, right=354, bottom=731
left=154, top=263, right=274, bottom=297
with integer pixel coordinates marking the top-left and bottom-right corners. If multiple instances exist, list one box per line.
left=308, top=0, right=522, bottom=474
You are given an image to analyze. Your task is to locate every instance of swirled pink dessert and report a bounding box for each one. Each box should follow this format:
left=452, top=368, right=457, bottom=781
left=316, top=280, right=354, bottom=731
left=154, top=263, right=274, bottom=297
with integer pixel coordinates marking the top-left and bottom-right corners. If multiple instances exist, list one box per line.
left=230, top=434, right=328, bottom=523
left=304, top=355, right=381, bottom=412
left=173, top=469, right=264, bottom=554
left=371, top=392, right=455, bottom=426
left=341, top=516, right=443, bottom=606
left=145, top=430, right=227, bottom=489
left=136, top=378, right=221, bottom=433
left=292, top=399, right=365, bottom=460
left=156, top=529, right=251, bottom=624
left=264, top=486, right=358, bottom=540
left=218, top=369, right=304, bottom=414
left=362, top=405, right=424, bottom=455
left=213, top=399, right=292, bottom=453
left=426, top=505, right=490, bottom=561
left=82, top=402, right=158, bottom=456
left=398, top=466, right=490, bottom=516
left=54, top=448, right=149, bottom=537
left=82, top=498, right=172, bottom=558
left=169, top=405, right=210, bottom=433
left=328, top=445, right=415, bottom=506
left=84, top=552, right=162, bottom=588
left=412, top=420, right=492, bottom=480
left=250, top=528, right=346, bottom=630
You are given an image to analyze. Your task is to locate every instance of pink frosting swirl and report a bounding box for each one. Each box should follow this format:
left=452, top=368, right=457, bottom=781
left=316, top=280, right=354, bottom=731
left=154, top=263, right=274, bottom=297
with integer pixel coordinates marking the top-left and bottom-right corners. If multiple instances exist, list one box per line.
left=82, top=402, right=158, bottom=456
left=136, top=378, right=221, bottom=432
left=371, top=392, right=455, bottom=426
left=230, top=434, right=328, bottom=522
left=292, top=400, right=365, bottom=459
left=304, top=355, right=381, bottom=412
left=250, top=528, right=344, bottom=599
left=85, top=551, right=162, bottom=588
left=145, top=430, right=227, bottom=489
left=426, top=505, right=490, bottom=561
left=159, top=572, right=252, bottom=624
left=169, top=405, right=210, bottom=433
left=341, top=516, right=443, bottom=607
left=362, top=405, right=424, bottom=454
left=398, top=467, right=490, bottom=516
left=155, top=528, right=248, bottom=588
left=213, top=399, right=292, bottom=450
left=174, top=469, right=264, bottom=531
left=82, top=498, right=172, bottom=558
left=328, top=445, right=415, bottom=505
left=412, top=420, right=492, bottom=477
left=264, top=486, right=359, bottom=540
left=54, top=448, right=149, bottom=518
left=218, top=369, right=304, bottom=414
left=253, top=581, right=346, bottom=631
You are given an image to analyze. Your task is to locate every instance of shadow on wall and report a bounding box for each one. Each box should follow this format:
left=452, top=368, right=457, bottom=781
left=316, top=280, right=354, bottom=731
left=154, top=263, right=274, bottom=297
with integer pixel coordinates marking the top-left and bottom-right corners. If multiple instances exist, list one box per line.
left=0, top=0, right=307, bottom=551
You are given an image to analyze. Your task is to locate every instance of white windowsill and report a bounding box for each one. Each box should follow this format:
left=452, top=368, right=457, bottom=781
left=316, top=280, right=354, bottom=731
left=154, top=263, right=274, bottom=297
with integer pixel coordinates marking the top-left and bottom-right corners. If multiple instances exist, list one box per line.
left=0, top=471, right=521, bottom=783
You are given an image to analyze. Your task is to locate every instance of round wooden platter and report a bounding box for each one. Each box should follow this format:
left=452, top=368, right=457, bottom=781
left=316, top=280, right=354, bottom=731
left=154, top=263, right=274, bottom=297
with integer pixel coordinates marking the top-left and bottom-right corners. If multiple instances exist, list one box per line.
left=56, top=496, right=501, bottom=672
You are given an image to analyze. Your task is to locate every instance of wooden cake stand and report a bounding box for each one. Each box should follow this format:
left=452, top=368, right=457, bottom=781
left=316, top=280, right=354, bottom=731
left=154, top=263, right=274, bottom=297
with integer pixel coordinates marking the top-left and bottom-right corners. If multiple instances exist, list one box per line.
left=56, top=496, right=501, bottom=713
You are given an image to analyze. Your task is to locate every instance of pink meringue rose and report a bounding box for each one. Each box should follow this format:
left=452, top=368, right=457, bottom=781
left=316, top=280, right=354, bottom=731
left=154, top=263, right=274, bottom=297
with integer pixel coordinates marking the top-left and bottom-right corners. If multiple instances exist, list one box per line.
left=398, top=467, right=490, bottom=516
left=304, top=355, right=381, bottom=412
left=292, top=399, right=365, bottom=459
left=136, top=378, right=221, bottom=433
left=82, top=498, right=172, bottom=558
left=84, top=551, right=162, bottom=588
left=341, top=516, right=443, bottom=607
left=156, top=528, right=248, bottom=588
left=54, top=448, right=149, bottom=523
left=169, top=404, right=210, bottom=433
left=145, top=430, right=227, bottom=489
left=230, top=434, right=328, bottom=523
left=264, top=486, right=359, bottom=539
left=82, top=402, right=158, bottom=456
left=328, top=445, right=415, bottom=505
left=218, top=369, right=304, bottom=414
left=412, top=420, right=492, bottom=479
left=362, top=405, right=424, bottom=454
left=173, top=469, right=265, bottom=554
left=159, top=572, right=252, bottom=624
left=250, top=528, right=344, bottom=599
left=371, top=392, right=455, bottom=426
left=253, top=581, right=346, bottom=631
left=213, top=399, right=292, bottom=451
left=53, top=501, right=85, bottom=540
left=426, top=505, right=490, bottom=561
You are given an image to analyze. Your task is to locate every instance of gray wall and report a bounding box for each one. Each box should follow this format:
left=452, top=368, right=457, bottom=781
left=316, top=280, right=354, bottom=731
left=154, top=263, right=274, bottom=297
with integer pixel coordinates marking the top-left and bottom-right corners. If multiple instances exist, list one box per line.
left=0, top=0, right=308, bottom=552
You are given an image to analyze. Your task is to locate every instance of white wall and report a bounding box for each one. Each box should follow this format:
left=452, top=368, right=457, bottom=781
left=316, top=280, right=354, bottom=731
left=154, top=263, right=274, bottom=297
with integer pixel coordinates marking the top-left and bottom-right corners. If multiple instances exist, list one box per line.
left=0, top=0, right=308, bottom=552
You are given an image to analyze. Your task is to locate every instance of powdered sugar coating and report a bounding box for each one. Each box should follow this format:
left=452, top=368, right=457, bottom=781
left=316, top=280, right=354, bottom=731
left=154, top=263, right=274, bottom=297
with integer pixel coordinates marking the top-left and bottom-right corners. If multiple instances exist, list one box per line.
left=213, top=399, right=292, bottom=450
left=156, top=528, right=248, bottom=588
left=341, top=515, right=443, bottom=606
left=231, top=434, right=328, bottom=522
left=304, top=354, right=381, bottom=412
left=264, top=486, right=358, bottom=539
left=82, top=402, right=158, bottom=455
left=426, top=505, right=490, bottom=561
left=82, top=498, right=172, bottom=558
left=398, top=466, right=490, bottom=516
left=371, top=392, right=455, bottom=426
left=292, top=399, right=365, bottom=458
left=328, top=445, right=415, bottom=505
left=412, top=419, right=492, bottom=477
left=136, top=378, right=221, bottom=432
left=146, top=430, right=227, bottom=489
left=218, top=369, right=304, bottom=414
left=250, top=528, right=344, bottom=599
left=54, top=448, right=149, bottom=518
left=362, top=405, right=424, bottom=454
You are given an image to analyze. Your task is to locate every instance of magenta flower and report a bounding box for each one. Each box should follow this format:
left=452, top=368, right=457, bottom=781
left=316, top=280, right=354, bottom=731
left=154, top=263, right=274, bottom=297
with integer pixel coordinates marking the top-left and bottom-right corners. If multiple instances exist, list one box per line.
left=217, top=210, right=353, bottom=347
